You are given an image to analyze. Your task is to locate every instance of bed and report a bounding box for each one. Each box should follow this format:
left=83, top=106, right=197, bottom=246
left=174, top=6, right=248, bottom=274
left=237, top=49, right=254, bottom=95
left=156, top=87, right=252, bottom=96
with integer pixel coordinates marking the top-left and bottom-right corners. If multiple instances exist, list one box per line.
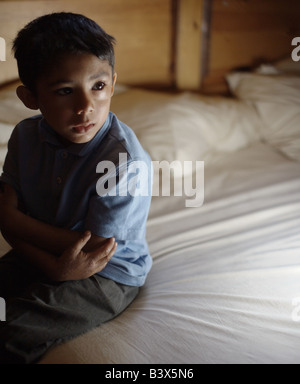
left=0, top=0, right=300, bottom=365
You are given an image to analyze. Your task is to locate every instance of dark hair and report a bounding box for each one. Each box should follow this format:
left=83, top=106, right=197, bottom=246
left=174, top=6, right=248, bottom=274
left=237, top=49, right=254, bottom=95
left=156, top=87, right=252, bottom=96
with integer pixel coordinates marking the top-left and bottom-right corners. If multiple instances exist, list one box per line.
left=13, top=12, right=116, bottom=91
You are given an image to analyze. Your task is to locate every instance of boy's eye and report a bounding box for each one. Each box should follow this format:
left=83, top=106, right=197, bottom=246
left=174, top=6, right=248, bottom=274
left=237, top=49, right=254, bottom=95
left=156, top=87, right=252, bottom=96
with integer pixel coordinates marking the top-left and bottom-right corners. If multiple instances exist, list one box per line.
left=93, top=81, right=105, bottom=91
left=55, top=87, right=73, bottom=96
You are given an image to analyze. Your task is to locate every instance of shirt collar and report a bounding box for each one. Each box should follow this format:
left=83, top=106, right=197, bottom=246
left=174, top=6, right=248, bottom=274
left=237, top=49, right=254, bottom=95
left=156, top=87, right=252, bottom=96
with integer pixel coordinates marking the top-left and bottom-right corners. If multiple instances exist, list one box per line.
left=39, top=113, right=112, bottom=157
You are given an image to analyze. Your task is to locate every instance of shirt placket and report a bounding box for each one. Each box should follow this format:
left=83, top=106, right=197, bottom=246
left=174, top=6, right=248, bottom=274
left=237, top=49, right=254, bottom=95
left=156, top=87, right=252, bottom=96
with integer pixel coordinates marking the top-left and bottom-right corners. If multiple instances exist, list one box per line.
left=53, top=149, right=69, bottom=195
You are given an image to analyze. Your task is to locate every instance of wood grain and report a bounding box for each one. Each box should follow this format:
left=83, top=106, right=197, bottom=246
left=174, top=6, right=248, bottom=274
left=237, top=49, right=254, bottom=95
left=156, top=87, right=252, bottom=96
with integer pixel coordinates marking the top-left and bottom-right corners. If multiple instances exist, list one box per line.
left=0, top=0, right=174, bottom=87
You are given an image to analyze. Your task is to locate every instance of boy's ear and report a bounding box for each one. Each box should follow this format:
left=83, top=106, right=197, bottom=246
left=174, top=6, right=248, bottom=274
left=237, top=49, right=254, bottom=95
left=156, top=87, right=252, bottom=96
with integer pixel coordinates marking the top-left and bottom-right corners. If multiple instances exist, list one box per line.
left=16, top=85, right=39, bottom=110
left=111, top=72, right=117, bottom=97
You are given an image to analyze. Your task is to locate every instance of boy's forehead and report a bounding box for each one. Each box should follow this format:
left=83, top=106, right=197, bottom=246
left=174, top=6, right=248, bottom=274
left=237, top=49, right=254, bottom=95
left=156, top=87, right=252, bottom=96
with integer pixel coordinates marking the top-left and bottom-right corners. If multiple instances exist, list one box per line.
left=41, top=53, right=113, bottom=84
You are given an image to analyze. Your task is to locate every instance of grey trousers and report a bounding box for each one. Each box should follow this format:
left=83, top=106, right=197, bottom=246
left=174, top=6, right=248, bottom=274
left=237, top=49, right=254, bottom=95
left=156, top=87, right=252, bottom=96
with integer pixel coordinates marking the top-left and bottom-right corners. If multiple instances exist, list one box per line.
left=0, top=251, right=139, bottom=364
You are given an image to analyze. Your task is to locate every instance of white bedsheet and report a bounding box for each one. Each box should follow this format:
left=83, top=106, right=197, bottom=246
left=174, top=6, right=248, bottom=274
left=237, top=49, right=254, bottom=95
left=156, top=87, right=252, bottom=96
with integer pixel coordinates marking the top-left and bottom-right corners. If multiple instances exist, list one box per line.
left=37, top=143, right=300, bottom=364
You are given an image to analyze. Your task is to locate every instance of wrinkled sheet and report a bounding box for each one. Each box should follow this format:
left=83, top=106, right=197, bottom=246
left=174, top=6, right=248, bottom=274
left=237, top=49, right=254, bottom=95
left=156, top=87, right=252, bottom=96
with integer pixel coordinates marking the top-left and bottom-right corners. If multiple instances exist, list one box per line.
left=38, top=143, right=300, bottom=364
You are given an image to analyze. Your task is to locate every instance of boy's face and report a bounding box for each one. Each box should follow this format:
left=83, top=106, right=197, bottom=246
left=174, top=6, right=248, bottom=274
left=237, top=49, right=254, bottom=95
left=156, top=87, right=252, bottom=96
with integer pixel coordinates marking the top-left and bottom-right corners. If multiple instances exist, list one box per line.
left=33, top=53, right=117, bottom=145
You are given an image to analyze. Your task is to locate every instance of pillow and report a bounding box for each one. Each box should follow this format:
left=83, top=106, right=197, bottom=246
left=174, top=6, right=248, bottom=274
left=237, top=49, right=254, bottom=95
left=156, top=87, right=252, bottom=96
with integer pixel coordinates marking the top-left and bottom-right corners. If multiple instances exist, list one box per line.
left=227, top=72, right=300, bottom=161
left=254, top=58, right=300, bottom=76
left=111, top=89, right=262, bottom=173
left=0, top=89, right=34, bottom=126
left=112, top=90, right=211, bottom=170
left=0, top=122, right=14, bottom=145
left=0, top=122, right=14, bottom=175
left=273, top=57, right=300, bottom=76
left=0, top=147, right=7, bottom=173
left=173, top=93, right=261, bottom=153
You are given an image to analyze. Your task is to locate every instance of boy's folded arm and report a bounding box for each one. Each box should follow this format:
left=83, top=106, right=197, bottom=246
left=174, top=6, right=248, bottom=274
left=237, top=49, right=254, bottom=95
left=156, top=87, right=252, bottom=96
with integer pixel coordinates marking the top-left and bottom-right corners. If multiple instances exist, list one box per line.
left=3, top=230, right=116, bottom=282
left=2, top=230, right=60, bottom=280
left=0, top=183, right=109, bottom=255
left=0, top=184, right=116, bottom=280
left=1, top=203, right=81, bottom=255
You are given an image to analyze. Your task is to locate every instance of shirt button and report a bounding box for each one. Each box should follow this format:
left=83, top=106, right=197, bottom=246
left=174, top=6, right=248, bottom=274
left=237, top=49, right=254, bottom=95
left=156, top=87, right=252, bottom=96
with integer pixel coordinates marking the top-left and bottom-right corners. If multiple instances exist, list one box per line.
left=56, top=177, right=62, bottom=185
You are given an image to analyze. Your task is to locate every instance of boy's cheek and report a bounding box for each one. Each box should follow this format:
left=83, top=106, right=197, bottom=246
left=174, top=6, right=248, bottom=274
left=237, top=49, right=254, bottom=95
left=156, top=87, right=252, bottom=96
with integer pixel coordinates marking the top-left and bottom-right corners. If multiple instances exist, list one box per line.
left=96, top=87, right=114, bottom=101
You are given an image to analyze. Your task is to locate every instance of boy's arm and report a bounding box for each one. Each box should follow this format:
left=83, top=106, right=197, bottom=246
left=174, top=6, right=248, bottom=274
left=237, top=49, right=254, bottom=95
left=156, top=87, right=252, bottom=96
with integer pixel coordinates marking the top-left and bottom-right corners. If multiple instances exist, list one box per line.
left=4, top=230, right=116, bottom=281
left=0, top=183, right=109, bottom=255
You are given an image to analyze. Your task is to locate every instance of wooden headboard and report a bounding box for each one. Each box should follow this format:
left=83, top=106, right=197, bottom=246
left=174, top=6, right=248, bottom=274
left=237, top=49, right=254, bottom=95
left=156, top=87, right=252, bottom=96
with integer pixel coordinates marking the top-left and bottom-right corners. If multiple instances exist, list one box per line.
left=0, top=0, right=300, bottom=93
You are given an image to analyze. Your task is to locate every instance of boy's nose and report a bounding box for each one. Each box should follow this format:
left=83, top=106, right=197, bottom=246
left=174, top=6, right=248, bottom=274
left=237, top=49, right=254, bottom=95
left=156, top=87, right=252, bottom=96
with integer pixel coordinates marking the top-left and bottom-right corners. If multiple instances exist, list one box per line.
left=75, top=93, right=94, bottom=115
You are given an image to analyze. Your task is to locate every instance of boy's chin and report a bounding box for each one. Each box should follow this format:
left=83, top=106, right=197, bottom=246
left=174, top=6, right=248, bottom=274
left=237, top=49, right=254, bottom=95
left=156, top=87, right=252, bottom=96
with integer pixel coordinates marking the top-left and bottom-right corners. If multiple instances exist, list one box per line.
left=64, top=127, right=100, bottom=145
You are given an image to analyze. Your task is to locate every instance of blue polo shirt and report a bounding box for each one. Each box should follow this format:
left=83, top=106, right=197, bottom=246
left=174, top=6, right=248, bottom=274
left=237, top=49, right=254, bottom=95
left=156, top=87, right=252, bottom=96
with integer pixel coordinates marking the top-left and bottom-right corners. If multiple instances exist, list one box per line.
left=0, top=112, right=153, bottom=286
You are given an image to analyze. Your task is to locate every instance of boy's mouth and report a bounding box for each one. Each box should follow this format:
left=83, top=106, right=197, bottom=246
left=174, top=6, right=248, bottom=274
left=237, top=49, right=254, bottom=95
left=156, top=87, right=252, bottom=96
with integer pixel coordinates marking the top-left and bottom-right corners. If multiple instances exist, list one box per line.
left=72, top=123, right=95, bottom=134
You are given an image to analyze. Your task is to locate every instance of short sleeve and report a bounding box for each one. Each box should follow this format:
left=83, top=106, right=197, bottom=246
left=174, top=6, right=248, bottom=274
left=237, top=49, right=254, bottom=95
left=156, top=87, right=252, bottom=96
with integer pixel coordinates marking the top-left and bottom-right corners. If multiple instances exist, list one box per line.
left=85, top=158, right=152, bottom=240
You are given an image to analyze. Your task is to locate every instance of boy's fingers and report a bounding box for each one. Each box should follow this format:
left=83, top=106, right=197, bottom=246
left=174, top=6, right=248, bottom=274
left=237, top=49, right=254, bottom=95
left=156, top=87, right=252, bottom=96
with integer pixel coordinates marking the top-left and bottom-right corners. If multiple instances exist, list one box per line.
left=105, top=238, right=117, bottom=256
left=102, top=241, right=117, bottom=268
left=106, top=241, right=117, bottom=260
left=70, top=231, right=91, bottom=254
left=91, top=237, right=116, bottom=261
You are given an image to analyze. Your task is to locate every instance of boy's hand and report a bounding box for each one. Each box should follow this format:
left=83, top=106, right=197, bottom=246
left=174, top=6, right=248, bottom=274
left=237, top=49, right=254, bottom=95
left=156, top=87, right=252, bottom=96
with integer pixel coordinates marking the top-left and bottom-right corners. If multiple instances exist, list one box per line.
left=54, top=231, right=117, bottom=281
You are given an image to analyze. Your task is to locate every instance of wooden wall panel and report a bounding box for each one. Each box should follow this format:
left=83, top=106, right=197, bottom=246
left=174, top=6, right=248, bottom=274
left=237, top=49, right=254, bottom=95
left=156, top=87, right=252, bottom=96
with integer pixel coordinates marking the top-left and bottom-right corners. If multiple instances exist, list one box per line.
left=0, top=1, right=63, bottom=85
left=0, top=0, right=174, bottom=87
left=176, top=0, right=203, bottom=90
left=202, top=0, right=300, bottom=94
left=63, top=0, right=174, bottom=87
left=1, top=0, right=300, bottom=92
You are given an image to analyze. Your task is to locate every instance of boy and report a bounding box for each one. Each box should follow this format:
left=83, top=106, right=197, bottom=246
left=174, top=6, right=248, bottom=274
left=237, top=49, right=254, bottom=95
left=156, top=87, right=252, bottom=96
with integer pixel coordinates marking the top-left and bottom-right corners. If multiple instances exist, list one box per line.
left=0, top=12, right=152, bottom=364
